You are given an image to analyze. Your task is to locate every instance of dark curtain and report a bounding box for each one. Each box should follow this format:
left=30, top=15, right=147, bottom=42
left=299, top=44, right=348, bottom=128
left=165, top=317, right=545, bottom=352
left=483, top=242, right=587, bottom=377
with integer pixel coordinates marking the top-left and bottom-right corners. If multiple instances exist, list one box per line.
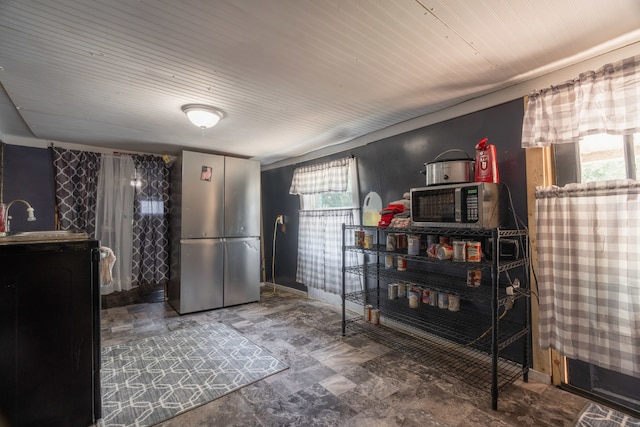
left=51, top=147, right=100, bottom=235
left=131, top=154, right=170, bottom=287
left=52, top=148, right=170, bottom=289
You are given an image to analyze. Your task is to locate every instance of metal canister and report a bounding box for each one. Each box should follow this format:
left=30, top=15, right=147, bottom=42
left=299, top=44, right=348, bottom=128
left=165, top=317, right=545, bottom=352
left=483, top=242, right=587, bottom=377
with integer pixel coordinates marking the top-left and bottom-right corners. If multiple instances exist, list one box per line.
left=407, top=235, right=421, bottom=255
left=371, top=309, right=380, bottom=325
left=386, top=233, right=396, bottom=251
left=409, top=294, right=419, bottom=308
left=396, top=233, right=407, bottom=249
left=466, top=241, right=482, bottom=262
left=438, top=293, right=449, bottom=309
left=397, top=256, right=407, bottom=271
left=421, top=289, right=432, bottom=304
left=364, top=304, right=373, bottom=322
left=467, top=269, right=482, bottom=287
left=453, top=241, right=466, bottom=262
left=398, top=283, right=407, bottom=298
left=364, top=233, right=374, bottom=249
left=429, top=290, right=438, bottom=306
left=385, top=255, right=394, bottom=269
left=448, top=295, right=460, bottom=312
left=388, top=283, right=398, bottom=300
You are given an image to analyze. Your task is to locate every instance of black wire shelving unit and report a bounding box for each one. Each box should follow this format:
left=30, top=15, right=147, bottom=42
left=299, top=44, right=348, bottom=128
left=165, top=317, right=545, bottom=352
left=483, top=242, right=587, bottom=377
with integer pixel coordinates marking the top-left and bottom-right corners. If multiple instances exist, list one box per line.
left=341, top=224, right=531, bottom=411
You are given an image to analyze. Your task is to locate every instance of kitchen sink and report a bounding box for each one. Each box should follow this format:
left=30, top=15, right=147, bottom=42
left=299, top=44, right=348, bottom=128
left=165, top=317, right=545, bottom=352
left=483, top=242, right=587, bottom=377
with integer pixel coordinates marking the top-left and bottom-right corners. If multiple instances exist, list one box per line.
left=0, top=230, right=89, bottom=243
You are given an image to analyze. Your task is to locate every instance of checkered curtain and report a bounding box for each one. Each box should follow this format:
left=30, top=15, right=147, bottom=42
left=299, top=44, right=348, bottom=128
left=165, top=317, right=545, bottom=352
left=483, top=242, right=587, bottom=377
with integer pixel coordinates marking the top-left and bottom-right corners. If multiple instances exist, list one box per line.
left=296, top=209, right=356, bottom=293
left=536, top=180, right=640, bottom=378
left=522, top=55, right=640, bottom=148
left=289, top=158, right=350, bottom=195
left=131, top=154, right=170, bottom=288
left=290, top=157, right=359, bottom=294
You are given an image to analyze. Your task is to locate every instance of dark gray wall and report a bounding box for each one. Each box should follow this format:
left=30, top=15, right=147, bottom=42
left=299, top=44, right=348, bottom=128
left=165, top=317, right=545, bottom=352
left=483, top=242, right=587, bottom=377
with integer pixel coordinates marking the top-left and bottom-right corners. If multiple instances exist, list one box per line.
left=261, top=98, right=527, bottom=291
left=2, top=144, right=56, bottom=232
left=2, top=98, right=527, bottom=291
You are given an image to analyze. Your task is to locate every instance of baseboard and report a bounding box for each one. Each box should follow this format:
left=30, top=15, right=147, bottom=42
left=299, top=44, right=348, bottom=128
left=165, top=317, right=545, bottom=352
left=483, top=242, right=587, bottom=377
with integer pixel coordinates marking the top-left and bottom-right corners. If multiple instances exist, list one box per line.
left=261, top=282, right=308, bottom=297
left=528, top=368, right=551, bottom=385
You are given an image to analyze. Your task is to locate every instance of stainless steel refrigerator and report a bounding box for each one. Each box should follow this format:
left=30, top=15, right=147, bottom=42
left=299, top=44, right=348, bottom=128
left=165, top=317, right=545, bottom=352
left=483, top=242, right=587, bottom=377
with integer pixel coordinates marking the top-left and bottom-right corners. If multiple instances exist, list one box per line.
left=168, top=151, right=261, bottom=314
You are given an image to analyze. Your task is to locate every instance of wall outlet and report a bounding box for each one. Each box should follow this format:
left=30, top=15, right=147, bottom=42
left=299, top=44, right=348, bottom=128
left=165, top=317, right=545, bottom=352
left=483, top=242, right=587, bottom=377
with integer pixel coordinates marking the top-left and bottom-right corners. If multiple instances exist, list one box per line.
left=276, top=215, right=284, bottom=225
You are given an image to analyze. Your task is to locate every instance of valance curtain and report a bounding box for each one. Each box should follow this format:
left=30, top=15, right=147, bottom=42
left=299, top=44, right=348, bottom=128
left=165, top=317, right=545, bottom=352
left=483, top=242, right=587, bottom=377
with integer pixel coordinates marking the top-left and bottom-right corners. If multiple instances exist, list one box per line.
left=289, top=157, right=351, bottom=195
left=522, top=55, right=640, bottom=148
left=52, top=147, right=100, bottom=234
left=536, top=180, right=640, bottom=378
left=131, top=154, right=170, bottom=288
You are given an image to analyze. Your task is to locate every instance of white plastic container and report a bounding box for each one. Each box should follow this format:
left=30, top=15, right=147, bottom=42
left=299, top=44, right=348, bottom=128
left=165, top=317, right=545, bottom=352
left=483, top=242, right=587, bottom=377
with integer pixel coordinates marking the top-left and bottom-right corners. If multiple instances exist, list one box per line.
left=363, top=191, right=382, bottom=226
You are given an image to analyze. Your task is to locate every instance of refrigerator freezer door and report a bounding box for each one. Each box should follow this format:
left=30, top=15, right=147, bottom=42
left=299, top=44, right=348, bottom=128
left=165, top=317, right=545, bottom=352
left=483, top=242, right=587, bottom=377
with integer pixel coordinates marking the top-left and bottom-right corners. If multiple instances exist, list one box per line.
left=174, top=239, right=224, bottom=314
left=224, top=157, right=261, bottom=238
left=224, top=237, right=260, bottom=306
left=181, top=151, right=224, bottom=238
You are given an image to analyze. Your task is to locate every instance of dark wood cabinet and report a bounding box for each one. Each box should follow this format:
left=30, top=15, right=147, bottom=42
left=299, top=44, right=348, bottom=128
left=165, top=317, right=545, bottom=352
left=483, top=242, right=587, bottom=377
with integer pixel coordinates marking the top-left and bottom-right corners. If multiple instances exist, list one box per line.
left=0, top=240, right=101, bottom=427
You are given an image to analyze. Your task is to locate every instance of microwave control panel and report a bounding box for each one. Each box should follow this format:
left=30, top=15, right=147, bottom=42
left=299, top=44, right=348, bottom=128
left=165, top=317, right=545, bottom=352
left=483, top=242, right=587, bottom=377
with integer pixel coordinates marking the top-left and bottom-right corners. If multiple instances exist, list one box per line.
left=464, top=187, right=479, bottom=222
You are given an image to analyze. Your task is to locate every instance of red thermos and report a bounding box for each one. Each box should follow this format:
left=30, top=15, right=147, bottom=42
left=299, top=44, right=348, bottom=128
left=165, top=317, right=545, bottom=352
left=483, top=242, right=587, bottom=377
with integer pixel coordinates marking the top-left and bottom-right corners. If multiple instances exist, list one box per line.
left=474, top=137, right=499, bottom=183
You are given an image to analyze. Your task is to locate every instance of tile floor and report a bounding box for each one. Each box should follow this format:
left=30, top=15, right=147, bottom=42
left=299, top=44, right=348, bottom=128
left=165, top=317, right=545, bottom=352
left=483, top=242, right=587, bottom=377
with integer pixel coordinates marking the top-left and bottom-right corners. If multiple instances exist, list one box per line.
left=99, top=286, right=590, bottom=427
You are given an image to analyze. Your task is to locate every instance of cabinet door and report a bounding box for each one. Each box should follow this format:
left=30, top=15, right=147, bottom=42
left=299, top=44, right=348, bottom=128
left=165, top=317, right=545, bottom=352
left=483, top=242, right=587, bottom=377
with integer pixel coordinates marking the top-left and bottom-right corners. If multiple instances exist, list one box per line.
left=0, top=271, right=16, bottom=426
left=15, top=249, right=96, bottom=427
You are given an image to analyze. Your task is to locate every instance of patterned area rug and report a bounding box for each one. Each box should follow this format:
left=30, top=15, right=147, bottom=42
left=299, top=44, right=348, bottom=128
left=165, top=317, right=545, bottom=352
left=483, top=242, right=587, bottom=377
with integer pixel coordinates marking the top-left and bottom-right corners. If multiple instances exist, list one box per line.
left=575, top=403, right=640, bottom=427
left=99, top=322, right=288, bottom=427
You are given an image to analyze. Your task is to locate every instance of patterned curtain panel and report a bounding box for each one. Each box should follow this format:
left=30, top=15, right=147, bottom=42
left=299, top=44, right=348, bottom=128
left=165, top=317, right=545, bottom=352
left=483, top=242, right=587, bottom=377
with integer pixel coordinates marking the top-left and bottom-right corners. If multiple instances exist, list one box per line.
left=536, top=180, right=640, bottom=378
left=51, top=147, right=100, bottom=235
left=296, top=209, right=358, bottom=294
left=522, top=55, right=640, bottom=148
left=131, top=154, right=170, bottom=287
left=289, top=157, right=350, bottom=195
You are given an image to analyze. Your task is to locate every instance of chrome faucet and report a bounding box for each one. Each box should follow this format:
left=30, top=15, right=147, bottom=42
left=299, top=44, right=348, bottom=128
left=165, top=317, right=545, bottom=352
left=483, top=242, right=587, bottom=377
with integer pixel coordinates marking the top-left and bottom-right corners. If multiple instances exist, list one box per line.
left=4, top=199, right=36, bottom=233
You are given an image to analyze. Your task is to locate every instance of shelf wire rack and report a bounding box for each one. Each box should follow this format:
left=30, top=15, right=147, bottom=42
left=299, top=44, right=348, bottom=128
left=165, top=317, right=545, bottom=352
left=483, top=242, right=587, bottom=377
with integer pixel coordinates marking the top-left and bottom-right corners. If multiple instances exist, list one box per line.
left=345, top=316, right=524, bottom=393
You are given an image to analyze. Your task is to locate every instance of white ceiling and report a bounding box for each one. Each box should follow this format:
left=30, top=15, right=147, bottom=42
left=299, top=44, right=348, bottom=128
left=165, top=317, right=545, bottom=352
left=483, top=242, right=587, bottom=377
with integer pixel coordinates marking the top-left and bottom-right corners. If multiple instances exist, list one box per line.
left=0, top=0, right=639, bottom=165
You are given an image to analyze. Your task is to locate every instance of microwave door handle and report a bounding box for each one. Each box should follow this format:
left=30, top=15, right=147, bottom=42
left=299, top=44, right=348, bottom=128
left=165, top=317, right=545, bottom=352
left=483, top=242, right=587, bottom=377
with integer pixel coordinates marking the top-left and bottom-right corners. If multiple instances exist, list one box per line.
left=455, top=188, right=462, bottom=222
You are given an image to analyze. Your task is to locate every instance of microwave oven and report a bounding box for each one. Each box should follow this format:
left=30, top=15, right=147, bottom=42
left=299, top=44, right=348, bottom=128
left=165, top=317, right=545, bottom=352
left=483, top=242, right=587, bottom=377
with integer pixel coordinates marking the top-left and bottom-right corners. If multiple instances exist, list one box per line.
left=410, top=182, right=507, bottom=228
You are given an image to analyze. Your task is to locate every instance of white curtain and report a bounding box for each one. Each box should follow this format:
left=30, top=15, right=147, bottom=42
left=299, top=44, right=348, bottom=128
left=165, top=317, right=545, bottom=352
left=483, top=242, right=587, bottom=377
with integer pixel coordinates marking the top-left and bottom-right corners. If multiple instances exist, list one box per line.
left=536, top=180, right=640, bottom=378
left=522, top=54, right=640, bottom=148
left=96, top=155, right=135, bottom=294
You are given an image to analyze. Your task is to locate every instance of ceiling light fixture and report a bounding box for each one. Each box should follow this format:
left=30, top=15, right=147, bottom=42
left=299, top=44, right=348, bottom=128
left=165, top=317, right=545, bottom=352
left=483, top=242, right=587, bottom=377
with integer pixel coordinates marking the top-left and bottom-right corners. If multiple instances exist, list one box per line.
left=181, top=104, right=225, bottom=129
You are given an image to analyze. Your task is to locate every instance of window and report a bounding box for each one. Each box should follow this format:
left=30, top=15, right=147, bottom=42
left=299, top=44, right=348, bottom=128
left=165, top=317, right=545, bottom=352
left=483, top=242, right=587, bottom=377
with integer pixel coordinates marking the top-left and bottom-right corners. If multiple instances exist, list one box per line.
left=524, top=54, right=640, bottom=410
left=554, top=133, right=639, bottom=185
left=300, top=181, right=358, bottom=210
left=289, top=157, right=360, bottom=294
left=138, top=199, right=165, bottom=216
